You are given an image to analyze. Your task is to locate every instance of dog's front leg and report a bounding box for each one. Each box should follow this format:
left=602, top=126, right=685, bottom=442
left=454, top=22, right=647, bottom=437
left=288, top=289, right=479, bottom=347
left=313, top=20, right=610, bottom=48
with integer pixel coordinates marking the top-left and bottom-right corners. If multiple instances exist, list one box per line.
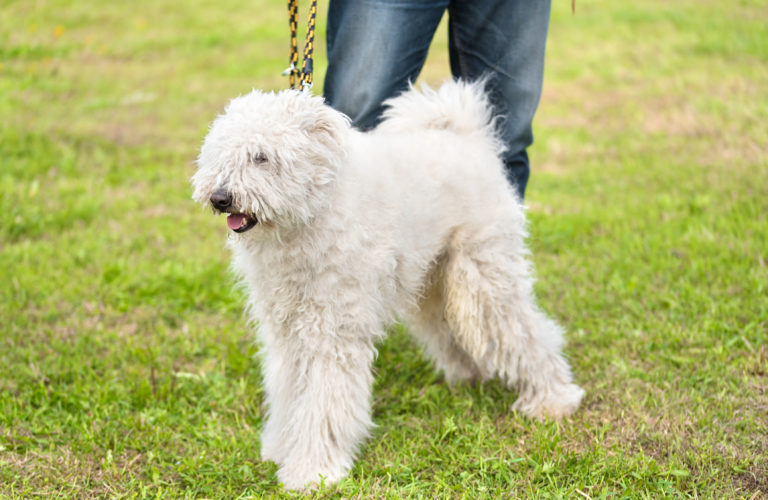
left=258, top=317, right=376, bottom=490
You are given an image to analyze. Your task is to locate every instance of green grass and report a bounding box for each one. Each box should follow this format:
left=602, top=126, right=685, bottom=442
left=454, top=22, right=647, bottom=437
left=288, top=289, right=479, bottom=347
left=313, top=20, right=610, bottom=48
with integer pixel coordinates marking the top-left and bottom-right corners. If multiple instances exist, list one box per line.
left=1, top=0, right=766, bottom=497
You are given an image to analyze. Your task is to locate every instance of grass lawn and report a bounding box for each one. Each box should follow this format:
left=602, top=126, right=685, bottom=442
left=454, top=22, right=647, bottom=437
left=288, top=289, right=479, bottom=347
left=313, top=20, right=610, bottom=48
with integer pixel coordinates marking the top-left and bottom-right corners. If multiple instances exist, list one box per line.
left=1, top=0, right=767, bottom=497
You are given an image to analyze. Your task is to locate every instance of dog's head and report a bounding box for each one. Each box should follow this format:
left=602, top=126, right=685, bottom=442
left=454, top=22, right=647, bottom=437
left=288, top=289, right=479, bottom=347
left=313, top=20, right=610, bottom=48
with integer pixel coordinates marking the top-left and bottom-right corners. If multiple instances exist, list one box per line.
left=192, top=90, right=350, bottom=235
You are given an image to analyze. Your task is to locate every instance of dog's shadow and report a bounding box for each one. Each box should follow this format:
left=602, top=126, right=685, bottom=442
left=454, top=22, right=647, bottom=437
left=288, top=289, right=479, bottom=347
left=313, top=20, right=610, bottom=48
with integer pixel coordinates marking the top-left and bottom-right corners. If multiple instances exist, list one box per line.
left=371, top=324, right=519, bottom=422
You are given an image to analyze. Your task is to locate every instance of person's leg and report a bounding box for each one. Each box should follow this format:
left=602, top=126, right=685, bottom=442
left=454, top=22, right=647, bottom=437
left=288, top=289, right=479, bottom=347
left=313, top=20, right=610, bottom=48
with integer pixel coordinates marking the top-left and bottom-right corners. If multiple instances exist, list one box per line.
left=447, top=0, right=551, bottom=199
left=325, top=0, right=448, bottom=130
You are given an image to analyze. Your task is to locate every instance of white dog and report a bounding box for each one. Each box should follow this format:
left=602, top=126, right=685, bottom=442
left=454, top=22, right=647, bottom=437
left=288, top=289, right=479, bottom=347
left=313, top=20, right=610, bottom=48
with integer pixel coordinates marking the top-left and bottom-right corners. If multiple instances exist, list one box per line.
left=192, top=81, right=584, bottom=490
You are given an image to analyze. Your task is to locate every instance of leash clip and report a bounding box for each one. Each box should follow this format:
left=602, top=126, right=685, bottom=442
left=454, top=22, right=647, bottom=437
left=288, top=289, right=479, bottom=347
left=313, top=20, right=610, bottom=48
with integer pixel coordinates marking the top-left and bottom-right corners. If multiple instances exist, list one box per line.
left=281, top=63, right=297, bottom=77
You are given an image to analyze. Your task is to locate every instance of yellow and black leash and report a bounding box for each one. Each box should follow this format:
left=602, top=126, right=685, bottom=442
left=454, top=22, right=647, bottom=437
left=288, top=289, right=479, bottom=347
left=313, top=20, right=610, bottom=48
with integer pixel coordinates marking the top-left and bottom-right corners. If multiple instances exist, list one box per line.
left=285, top=0, right=317, bottom=91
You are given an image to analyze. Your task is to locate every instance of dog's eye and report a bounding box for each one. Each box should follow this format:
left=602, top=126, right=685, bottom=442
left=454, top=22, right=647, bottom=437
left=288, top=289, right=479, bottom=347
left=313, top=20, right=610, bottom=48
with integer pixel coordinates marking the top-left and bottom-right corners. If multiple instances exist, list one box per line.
left=250, top=152, right=267, bottom=164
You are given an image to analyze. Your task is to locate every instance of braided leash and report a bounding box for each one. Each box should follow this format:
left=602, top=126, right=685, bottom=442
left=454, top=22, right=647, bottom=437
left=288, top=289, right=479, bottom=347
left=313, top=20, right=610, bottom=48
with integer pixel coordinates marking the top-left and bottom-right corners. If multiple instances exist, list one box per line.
left=284, top=0, right=317, bottom=91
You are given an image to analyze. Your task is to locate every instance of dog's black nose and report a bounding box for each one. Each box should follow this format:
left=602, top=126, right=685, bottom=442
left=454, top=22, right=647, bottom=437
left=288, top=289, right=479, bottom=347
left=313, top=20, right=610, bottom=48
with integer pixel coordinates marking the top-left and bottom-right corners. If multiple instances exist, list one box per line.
left=210, top=189, right=232, bottom=211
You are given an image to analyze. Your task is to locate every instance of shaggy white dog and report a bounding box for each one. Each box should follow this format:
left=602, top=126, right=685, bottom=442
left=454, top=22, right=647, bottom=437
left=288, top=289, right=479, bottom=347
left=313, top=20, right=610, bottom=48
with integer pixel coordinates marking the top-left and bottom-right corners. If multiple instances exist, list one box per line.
left=192, top=81, right=584, bottom=490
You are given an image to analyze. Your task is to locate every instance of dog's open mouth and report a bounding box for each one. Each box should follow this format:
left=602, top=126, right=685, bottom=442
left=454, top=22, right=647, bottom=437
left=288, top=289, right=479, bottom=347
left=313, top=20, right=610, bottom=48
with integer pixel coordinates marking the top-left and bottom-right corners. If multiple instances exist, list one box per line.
left=227, top=213, right=258, bottom=233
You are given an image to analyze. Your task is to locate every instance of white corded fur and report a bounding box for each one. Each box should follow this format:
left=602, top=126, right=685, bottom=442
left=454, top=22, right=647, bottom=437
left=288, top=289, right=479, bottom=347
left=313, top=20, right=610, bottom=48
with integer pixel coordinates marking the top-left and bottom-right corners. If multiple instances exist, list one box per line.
left=378, top=80, right=503, bottom=152
left=192, top=81, right=584, bottom=490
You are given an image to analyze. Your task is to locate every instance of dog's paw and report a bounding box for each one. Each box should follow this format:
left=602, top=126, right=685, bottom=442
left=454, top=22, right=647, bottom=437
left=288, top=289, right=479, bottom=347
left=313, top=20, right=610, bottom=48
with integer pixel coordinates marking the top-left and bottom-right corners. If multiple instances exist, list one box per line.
left=511, top=383, right=585, bottom=421
left=277, top=462, right=348, bottom=491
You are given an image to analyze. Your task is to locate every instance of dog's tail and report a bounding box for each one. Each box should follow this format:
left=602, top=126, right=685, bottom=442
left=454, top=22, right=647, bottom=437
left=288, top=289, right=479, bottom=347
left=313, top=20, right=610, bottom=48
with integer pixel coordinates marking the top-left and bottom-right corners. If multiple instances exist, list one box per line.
left=378, top=79, right=505, bottom=154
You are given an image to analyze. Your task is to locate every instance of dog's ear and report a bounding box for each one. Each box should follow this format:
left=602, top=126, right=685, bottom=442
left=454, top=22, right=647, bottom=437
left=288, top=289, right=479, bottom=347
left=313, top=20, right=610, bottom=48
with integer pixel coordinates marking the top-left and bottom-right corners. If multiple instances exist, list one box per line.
left=302, top=96, right=351, bottom=160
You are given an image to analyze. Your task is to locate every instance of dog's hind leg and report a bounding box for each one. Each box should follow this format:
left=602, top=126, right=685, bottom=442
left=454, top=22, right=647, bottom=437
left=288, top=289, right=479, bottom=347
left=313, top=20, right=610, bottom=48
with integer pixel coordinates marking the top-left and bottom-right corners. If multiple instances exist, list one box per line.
left=441, top=225, right=584, bottom=420
left=408, top=280, right=488, bottom=385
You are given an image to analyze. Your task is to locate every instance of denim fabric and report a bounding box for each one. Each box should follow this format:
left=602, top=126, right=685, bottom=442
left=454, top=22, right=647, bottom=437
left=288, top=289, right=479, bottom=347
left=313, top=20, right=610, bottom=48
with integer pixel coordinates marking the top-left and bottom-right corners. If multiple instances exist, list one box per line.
left=324, top=0, right=551, bottom=199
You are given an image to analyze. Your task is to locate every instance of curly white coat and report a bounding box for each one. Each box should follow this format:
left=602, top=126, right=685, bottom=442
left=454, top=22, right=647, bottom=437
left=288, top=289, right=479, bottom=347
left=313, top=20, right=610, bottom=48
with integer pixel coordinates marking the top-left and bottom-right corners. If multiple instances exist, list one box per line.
left=192, top=81, right=584, bottom=490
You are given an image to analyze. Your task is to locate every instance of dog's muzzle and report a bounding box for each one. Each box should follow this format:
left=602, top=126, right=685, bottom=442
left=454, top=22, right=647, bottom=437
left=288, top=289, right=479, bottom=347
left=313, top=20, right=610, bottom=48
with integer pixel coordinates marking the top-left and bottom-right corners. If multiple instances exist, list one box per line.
left=210, top=188, right=258, bottom=233
left=210, top=189, right=233, bottom=212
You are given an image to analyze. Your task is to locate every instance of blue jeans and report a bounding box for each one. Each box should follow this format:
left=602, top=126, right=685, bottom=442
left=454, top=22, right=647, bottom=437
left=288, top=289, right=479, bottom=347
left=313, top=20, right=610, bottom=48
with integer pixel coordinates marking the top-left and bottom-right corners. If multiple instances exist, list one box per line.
left=324, top=0, right=551, bottom=199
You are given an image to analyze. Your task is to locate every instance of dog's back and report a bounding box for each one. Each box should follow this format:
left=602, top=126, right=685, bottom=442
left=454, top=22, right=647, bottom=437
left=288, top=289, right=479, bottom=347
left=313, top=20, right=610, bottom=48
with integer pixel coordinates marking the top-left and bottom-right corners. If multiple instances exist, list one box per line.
left=375, top=80, right=506, bottom=156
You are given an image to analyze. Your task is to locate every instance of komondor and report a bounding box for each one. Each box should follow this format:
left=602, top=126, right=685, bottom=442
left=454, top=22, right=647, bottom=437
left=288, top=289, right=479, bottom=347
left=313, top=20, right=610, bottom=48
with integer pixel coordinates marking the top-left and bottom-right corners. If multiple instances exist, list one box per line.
left=191, top=80, right=583, bottom=489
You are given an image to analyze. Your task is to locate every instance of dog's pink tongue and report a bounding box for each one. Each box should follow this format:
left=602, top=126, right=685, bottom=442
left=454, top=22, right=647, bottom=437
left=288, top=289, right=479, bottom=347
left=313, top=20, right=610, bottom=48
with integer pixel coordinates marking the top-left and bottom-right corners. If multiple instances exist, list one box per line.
left=227, top=214, right=245, bottom=230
